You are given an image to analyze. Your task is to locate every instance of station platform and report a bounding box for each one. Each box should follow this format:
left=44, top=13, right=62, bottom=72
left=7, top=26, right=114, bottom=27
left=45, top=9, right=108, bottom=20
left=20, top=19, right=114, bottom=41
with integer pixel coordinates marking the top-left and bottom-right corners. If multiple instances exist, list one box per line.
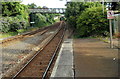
left=74, top=38, right=119, bottom=78
left=50, top=39, right=74, bottom=78
left=100, top=38, right=119, bottom=48
left=50, top=38, right=119, bottom=78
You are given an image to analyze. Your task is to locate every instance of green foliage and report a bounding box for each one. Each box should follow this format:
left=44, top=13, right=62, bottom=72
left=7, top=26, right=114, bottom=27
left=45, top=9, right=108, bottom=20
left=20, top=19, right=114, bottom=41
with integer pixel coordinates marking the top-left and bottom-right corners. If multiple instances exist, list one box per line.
left=60, top=16, right=66, bottom=21
left=0, top=32, right=18, bottom=38
left=1, top=21, right=10, bottom=33
left=33, top=13, right=47, bottom=27
left=9, top=21, right=21, bottom=31
left=1, top=17, right=18, bottom=32
left=1, top=2, right=29, bottom=33
left=2, top=2, right=29, bottom=16
left=27, top=3, right=37, bottom=8
left=76, top=6, right=109, bottom=37
left=1, top=16, right=29, bottom=33
left=116, top=2, right=120, bottom=11
left=65, top=2, right=85, bottom=26
left=67, top=16, right=76, bottom=27
left=30, top=13, right=57, bottom=27
left=65, top=2, right=86, bottom=18
left=17, top=29, right=25, bottom=33
left=65, top=2, right=109, bottom=37
left=16, top=14, right=29, bottom=28
left=110, top=2, right=120, bottom=11
left=44, top=14, right=56, bottom=23
left=1, top=2, right=58, bottom=34
left=65, top=2, right=102, bottom=28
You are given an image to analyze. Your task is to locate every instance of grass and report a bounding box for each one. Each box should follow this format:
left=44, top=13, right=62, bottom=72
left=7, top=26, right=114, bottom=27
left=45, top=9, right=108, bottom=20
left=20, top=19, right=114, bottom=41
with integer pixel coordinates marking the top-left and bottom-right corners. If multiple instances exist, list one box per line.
left=0, top=27, right=39, bottom=39
left=73, top=34, right=98, bottom=39
left=0, top=21, right=58, bottom=39
left=0, top=32, right=18, bottom=38
left=98, top=36, right=109, bottom=43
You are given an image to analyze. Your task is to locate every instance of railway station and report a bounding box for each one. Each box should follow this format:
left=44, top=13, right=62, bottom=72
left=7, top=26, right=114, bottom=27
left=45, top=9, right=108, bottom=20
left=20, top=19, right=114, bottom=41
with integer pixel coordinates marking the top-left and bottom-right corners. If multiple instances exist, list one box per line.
left=0, top=0, right=120, bottom=79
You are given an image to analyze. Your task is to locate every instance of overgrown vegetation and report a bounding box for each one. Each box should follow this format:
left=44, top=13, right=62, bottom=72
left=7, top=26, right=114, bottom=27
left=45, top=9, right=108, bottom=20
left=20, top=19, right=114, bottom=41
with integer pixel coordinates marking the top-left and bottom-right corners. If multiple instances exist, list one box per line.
left=1, top=2, right=60, bottom=38
left=65, top=2, right=109, bottom=37
left=1, top=2, right=29, bottom=33
left=76, top=6, right=109, bottom=37
left=30, top=13, right=59, bottom=28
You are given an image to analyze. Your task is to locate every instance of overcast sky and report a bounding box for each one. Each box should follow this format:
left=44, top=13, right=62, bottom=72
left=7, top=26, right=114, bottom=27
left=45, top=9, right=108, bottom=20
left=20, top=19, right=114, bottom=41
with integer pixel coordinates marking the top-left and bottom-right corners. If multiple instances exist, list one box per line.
left=21, top=0, right=67, bottom=8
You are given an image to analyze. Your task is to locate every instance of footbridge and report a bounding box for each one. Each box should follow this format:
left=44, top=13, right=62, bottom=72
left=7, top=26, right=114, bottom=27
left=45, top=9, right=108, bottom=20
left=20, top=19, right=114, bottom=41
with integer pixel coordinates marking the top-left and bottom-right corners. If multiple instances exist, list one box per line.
left=29, top=8, right=66, bottom=14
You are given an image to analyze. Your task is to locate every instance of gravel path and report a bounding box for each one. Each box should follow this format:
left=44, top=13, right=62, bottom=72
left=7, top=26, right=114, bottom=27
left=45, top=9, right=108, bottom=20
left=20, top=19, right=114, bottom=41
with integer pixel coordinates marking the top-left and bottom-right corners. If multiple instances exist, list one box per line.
left=1, top=23, right=60, bottom=76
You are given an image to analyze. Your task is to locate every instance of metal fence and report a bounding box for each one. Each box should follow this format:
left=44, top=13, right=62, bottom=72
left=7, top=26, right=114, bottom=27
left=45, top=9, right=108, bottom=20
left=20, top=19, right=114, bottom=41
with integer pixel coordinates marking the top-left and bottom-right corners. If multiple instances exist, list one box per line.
left=113, top=14, right=120, bottom=33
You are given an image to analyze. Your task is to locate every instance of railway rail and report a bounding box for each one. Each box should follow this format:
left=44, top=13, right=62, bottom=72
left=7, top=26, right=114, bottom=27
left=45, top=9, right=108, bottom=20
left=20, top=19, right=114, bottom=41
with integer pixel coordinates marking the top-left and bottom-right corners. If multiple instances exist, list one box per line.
left=1, top=22, right=60, bottom=45
left=1, top=22, right=63, bottom=77
left=1, top=28, right=47, bottom=45
left=3, top=21, right=66, bottom=79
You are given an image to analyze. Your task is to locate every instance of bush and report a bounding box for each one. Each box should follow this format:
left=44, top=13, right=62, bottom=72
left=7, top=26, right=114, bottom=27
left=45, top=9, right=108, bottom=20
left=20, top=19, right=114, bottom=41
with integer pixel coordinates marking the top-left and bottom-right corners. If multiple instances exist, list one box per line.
left=67, top=16, right=77, bottom=28
left=16, top=15, right=29, bottom=29
left=9, top=22, right=21, bottom=31
left=1, top=2, right=29, bottom=33
left=1, top=16, right=29, bottom=33
left=1, top=21, right=10, bottom=33
left=30, top=13, right=54, bottom=27
left=34, top=13, right=47, bottom=27
left=76, top=6, right=109, bottom=37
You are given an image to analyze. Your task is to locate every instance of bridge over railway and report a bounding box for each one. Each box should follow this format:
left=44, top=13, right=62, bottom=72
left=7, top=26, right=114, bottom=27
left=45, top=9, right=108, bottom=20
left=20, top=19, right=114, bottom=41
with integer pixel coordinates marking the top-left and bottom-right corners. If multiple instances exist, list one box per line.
left=29, top=8, right=66, bottom=14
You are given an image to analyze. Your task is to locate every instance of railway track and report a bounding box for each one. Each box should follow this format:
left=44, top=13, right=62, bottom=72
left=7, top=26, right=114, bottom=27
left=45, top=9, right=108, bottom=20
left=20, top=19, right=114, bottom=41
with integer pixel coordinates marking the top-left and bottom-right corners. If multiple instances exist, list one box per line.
left=1, top=22, right=63, bottom=77
left=1, top=28, right=47, bottom=45
left=5, top=21, right=66, bottom=79
left=1, top=22, right=60, bottom=45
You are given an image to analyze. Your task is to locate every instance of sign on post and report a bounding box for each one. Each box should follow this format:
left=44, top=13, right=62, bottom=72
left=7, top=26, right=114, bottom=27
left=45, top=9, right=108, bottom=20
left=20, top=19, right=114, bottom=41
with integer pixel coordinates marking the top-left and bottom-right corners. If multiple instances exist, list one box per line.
left=107, top=10, right=114, bottom=48
left=107, top=10, right=114, bottom=19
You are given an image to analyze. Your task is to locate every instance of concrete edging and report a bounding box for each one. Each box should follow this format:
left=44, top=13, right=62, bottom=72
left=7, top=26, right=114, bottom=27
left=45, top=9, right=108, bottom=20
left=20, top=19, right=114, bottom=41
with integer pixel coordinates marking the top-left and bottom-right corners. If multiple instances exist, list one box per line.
left=50, top=39, right=74, bottom=78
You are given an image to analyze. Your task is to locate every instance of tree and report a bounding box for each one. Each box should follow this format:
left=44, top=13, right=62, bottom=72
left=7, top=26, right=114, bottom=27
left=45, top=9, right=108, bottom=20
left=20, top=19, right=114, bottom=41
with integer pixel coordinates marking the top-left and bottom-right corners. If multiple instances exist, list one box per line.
left=37, top=6, right=41, bottom=8
left=65, top=2, right=85, bottom=28
left=27, top=3, right=37, bottom=8
left=76, top=6, right=109, bottom=37
left=65, top=2, right=102, bottom=29
left=1, top=2, right=29, bottom=32
left=111, top=2, right=120, bottom=11
left=2, top=2, right=28, bottom=16
left=65, top=2, right=109, bottom=37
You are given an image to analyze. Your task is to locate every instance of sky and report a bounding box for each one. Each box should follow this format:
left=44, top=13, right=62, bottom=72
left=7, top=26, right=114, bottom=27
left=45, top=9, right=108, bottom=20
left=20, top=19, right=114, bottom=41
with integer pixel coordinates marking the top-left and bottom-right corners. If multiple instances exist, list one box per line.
left=21, top=0, right=67, bottom=8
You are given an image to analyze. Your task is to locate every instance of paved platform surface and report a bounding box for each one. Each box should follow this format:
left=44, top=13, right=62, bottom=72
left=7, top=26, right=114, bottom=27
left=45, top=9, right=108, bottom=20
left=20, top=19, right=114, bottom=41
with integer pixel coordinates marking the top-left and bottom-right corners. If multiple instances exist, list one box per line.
left=73, top=38, right=119, bottom=77
left=101, top=38, right=119, bottom=48
left=50, top=39, right=74, bottom=78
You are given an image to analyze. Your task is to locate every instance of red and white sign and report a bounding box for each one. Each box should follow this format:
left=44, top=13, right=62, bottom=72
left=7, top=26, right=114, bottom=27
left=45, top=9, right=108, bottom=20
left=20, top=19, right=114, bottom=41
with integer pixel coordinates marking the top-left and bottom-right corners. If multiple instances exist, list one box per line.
left=107, top=10, right=114, bottom=19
